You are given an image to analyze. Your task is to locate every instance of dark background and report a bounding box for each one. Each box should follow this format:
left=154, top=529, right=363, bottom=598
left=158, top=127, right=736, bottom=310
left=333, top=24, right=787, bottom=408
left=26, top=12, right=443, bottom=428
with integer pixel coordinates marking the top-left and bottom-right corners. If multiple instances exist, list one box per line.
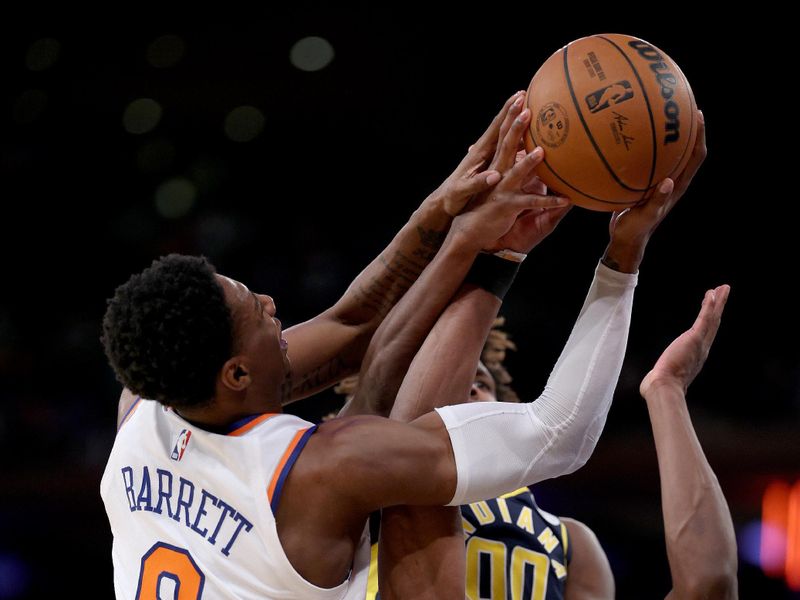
left=1, top=6, right=797, bottom=599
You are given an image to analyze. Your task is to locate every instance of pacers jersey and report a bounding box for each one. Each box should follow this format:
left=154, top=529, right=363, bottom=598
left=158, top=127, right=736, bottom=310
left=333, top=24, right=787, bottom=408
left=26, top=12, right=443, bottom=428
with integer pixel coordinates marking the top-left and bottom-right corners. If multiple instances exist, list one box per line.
left=462, top=488, right=570, bottom=600
left=101, top=398, right=370, bottom=600
left=365, top=488, right=569, bottom=600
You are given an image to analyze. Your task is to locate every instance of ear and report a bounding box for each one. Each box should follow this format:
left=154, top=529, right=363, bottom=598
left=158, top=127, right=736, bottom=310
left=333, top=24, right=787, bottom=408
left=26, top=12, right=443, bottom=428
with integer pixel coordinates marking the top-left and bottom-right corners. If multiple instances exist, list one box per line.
left=220, top=357, right=251, bottom=392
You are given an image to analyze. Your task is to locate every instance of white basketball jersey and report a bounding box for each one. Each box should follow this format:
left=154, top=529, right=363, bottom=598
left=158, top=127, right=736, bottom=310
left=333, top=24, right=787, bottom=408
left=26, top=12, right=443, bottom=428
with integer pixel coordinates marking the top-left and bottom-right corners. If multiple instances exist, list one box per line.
left=101, top=399, right=370, bottom=599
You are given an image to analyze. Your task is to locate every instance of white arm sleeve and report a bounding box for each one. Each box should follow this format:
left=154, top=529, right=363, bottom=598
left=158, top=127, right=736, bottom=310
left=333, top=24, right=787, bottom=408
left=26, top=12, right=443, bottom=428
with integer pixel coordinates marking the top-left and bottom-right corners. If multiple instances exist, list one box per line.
left=435, top=262, right=637, bottom=505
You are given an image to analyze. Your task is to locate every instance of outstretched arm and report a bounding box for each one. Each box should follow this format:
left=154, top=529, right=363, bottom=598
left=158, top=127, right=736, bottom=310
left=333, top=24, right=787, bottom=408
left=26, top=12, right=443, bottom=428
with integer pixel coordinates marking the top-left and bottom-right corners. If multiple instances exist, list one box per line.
left=380, top=108, right=706, bottom=597
left=281, top=92, right=523, bottom=404
left=640, top=285, right=738, bottom=600
left=339, top=92, right=569, bottom=417
left=378, top=284, right=502, bottom=600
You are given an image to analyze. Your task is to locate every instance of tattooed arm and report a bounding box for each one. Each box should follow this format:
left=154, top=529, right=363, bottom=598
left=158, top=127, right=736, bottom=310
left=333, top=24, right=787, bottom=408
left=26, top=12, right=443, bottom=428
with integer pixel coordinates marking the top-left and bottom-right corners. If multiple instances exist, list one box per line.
left=280, top=93, right=535, bottom=404
left=281, top=211, right=449, bottom=403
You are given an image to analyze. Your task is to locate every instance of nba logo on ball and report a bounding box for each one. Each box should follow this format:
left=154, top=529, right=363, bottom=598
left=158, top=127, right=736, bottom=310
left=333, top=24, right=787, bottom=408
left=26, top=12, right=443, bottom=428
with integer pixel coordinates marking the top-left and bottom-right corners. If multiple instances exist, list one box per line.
left=585, top=81, right=634, bottom=113
left=171, top=429, right=192, bottom=461
left=525, top=34, right=697, bottom=211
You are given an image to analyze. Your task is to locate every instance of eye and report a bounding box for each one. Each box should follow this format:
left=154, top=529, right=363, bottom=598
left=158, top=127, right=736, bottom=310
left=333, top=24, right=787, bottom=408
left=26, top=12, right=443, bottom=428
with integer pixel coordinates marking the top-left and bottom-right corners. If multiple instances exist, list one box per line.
left=474, top=380, right=491, bottom=391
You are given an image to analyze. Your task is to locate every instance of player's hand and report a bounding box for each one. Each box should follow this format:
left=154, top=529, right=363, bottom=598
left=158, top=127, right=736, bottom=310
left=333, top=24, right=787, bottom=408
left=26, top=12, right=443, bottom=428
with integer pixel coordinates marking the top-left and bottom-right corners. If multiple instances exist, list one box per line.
left=604, top=109, right=707, bottom=272
left=432, top=91, right=527, bottom=218
left=451, top=146, right=570, bottom=251
left=483, top=154, right=572, bottom=253
left=640, top=284, right=729, bottom=398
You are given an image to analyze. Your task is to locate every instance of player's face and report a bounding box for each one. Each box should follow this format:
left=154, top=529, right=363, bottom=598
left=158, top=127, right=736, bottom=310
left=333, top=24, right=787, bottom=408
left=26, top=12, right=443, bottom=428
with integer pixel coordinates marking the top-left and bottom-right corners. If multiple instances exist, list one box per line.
left=469, top=362, right=497, bottom=403
left=216, top=275, right=291, bottom=388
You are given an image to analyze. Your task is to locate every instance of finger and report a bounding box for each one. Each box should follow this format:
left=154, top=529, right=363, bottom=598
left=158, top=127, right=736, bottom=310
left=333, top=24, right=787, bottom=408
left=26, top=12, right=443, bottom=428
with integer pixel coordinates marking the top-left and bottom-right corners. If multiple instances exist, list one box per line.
left=472, top=91, right=525, bottom=159
left=510, top=192, right=570, bottom=212
left=494, top=94, right=526, bottom=159
left=673, top=109, right=707, bottom=195
left=449, top=169, right=503, bottom=201
left=502, top=145, right=545, bottom=188
left=709, top=283, right=730, bottom=328
left=545, top=204, right=573, bottom=227
left=638, top=177, right=675, bottom=219
left=694, top=284, right=728, bottom=347
left=493, top=107, right=531, bottom=173
left=521, top=174, right=547, bottom=195
left=714, top=284, right=731, bottom=309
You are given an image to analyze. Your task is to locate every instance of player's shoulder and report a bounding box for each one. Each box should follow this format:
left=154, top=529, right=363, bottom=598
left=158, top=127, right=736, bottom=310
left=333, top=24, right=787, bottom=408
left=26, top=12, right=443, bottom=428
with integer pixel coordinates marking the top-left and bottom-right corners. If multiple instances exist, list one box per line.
left=299, top=414, right=406, bottom=485
left=560, top=517, right=599, bottom=540
left=559, top=516, right=607, bottom=564
left=313, top=413, right=392, bottom=444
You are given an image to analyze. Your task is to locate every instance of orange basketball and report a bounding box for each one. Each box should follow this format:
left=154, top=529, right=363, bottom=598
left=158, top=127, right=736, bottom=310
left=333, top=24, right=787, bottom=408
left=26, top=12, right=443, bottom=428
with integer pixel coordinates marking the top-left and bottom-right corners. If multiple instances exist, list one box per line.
left=524, top=34, right=697, bottom=211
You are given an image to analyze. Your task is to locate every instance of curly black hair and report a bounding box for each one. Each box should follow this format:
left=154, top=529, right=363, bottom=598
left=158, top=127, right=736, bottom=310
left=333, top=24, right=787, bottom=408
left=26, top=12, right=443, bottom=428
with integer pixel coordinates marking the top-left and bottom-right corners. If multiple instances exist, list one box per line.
left=101, top=254, right=234, bottom=409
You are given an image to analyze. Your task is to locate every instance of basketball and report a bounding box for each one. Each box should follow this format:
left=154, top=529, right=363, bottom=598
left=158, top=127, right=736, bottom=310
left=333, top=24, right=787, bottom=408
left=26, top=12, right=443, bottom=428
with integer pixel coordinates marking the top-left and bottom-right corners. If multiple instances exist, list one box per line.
left=524, top=34, right=697, bottom=211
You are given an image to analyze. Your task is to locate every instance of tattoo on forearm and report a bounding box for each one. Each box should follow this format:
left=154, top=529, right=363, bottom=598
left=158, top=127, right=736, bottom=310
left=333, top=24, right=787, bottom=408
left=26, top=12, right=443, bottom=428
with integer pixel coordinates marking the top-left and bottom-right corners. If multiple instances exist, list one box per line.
left=413, top=226, right=446, bottom=262
left=416, top=225, right=446, bottom=250
left=292, top=356, right=348, bottom=397
left=351, top=251, right=421, bottom=316
left=348, top=225, right=446, bottom=318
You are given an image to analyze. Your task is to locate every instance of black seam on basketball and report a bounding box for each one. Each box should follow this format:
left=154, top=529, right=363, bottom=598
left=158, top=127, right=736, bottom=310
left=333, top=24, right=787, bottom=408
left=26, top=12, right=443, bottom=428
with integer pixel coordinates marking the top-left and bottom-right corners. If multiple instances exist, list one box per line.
left=527, top=114, right=633, bottom=205
left=541, top=153, right=638, bottom=204
left=563, top=43, right=646, bottom=193
left=597, top=35, right=658, bottom=191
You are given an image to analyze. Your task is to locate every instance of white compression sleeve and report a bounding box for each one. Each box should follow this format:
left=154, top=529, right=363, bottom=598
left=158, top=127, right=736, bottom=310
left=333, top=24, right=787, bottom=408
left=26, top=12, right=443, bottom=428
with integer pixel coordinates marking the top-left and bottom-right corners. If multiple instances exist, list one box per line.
left=435, top=262, right=637, bottom=506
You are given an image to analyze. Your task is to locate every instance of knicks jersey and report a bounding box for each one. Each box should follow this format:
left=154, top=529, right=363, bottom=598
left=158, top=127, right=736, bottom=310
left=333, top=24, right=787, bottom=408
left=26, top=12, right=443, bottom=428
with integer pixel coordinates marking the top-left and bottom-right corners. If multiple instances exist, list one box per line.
left=365, top=489, right=569, bottom=600
left=101, top=399, right=370, bottom=599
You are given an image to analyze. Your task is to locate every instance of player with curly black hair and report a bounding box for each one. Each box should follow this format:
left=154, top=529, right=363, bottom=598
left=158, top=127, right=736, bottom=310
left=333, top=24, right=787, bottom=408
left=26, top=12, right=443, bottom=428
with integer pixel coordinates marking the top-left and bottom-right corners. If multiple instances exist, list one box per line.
left=101, top=92, right=587, bottom=600
left=102, top=254, right=233, bottom=410
left=100, top=92, right=709, bottom=600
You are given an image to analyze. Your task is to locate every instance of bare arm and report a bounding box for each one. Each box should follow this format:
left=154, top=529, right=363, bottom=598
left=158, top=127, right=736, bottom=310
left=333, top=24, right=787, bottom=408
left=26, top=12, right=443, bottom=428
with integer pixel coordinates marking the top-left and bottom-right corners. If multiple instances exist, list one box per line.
left=378, top=285, right=501, bottom=600
left=280, top=198, right=455, bottom=403
left=641, top=285, right=738, bottom=600
left=562, top=518, right=615, bottom=600
left=339, top=91, right=568, bottom=418
left=281, top=92, right=526, bottom=405
left=351, top=94, right=570, bottom=598
left=275, top=259, right=629, bottom=591
left=276, top=410, right=460, bottom=588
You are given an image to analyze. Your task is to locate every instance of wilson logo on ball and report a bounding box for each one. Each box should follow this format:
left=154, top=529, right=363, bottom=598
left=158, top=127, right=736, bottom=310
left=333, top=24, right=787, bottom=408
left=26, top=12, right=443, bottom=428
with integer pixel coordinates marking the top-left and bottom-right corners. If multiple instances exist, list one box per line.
left=628, top=40, right=682, bottom=145
left=586, top=81, right=634, bottom=113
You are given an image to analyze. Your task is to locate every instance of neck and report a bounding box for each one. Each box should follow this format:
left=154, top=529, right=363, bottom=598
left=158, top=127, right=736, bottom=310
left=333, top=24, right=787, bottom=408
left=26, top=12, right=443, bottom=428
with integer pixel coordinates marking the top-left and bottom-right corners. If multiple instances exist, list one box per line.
left=174, top=390, right=282, bottom=433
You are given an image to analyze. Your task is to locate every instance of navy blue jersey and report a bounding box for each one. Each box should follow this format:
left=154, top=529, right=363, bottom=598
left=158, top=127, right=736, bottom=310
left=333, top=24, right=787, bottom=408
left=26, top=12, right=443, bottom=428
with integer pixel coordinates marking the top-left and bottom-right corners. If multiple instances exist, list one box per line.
left=365, top=489, right=570, bottom=599
left=461, top=488, right=570, bottom=599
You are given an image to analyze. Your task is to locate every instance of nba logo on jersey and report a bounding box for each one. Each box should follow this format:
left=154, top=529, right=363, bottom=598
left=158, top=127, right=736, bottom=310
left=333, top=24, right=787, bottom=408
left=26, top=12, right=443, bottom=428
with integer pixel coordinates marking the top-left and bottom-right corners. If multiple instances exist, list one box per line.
left=171, top=429, right=192, bottom=461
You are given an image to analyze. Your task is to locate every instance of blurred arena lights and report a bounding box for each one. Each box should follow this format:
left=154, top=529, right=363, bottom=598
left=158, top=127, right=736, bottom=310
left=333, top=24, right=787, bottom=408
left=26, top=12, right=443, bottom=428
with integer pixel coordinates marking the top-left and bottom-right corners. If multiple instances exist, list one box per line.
left=25, top=37, right=60, bottom=71
left=122, top=98, right=163, bottom=135
left=154, top=177, right=196, bottom=219
left=787, top=482, right=800, bottom=590
left=146, top=34, right=186, bottom=68
left=223, top=106, right=265, bottom=143
left=289, top=36, right=335, bottom=72
left=756, top=479, right=800, bottom=591
left=763, top=481, right=791, bottom=577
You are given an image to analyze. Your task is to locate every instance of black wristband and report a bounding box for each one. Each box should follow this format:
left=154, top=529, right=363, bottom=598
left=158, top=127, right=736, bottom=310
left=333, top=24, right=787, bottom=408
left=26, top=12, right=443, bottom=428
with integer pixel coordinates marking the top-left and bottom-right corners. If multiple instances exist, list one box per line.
left=463, top=252, right=521, bottom=300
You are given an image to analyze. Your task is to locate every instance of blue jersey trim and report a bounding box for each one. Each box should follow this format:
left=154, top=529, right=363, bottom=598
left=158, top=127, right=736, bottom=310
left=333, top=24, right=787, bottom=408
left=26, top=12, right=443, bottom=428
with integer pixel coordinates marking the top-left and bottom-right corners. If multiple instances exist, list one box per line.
left=269, top=425, right=318, bottom=513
